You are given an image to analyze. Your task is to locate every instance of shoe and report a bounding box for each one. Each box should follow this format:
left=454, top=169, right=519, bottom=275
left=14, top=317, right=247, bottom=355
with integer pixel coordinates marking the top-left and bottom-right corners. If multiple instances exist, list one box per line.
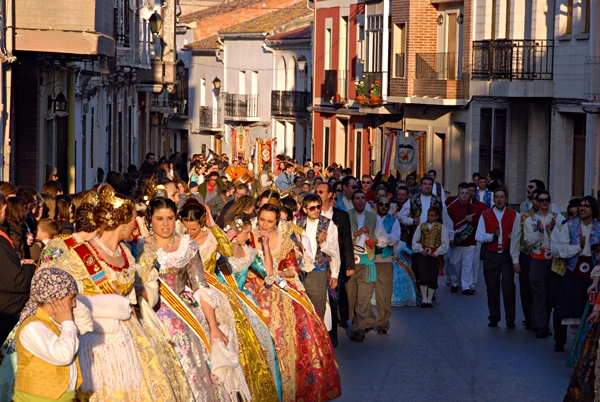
left=350, top=331, right=365, bottom=342
left=432, top=295, right=437, bottom=301
left=451, top=286, right=458, bottom=293
left=421, top=303, right=428, bottom=308
left=525, top=322, right=534, bottom=330
left=536, top=330, right=549, bottom=339
left=428, top=303, right=434, bottom=308
left=377, top=329, right=388, bottom=335
left=339, top=322, right=348, bottom=328
left=445, top=280, right=451, bottom=285
left=554, top=344, right=565, bottom=352
left=328, top=331, right=338, bottom=348
left=365, top=327, right=373, bottom=333
left=462, top=289, right=474, bottom=295
left=488, top=322, right=498, bottom=328
left=506, top=322, right=516, bottom=329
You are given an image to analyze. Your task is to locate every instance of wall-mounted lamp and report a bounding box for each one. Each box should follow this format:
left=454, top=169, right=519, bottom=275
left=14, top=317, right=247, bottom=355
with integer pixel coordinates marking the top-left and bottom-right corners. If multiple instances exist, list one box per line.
left=437, top=14, right=444, bottom=25
left=458, top=13, right=463, bottom=24
left=212, top=77, right=221, bottom=90
left=48, top=87, right=68, bottom=113
left=176, top=59, right=185, bottom=76
left=148, top=12, right=163, bottom=35
left=297, top=56, right=308, bottom=78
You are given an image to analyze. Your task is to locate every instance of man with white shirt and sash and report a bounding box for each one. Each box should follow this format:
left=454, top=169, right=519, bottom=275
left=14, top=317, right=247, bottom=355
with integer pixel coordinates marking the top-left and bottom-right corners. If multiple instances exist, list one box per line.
left=475, top=188, right=521, bottom=329
left=365, top=195, right=401, bottom=334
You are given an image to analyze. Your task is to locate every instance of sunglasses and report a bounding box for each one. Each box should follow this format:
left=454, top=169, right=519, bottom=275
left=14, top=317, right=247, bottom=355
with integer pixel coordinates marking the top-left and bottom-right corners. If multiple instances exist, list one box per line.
left=363, top=181, right=372, bottom=185
left=527, top=185, right=535, bottom=189
left=378, top=202, right=391, bottom=207
left=350, top=185, right=359, bottom=190
left=306, top=205, right=322, bottom=212
left=568, top=211, right=578, bottom=216
left=537, top=198, right=550, bottom=203
left=335, top=189, right=342, bottom=193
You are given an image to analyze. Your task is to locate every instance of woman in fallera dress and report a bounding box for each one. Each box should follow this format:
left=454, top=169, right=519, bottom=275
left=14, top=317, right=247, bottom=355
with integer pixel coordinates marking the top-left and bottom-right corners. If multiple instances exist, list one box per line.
left=244, top=202, right=341, bottom=402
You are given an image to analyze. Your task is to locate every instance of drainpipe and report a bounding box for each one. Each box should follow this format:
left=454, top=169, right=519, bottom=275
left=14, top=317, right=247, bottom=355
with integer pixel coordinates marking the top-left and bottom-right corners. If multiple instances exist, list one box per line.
left=67, top=70, right=76, bottom=193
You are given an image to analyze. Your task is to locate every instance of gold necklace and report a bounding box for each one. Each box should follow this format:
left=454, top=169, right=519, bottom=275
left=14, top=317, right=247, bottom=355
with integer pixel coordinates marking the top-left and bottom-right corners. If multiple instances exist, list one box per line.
left=154, top=235, right=175, bottom=251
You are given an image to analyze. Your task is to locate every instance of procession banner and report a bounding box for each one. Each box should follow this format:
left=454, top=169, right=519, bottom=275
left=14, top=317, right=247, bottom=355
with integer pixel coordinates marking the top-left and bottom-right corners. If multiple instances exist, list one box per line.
left=393, top=130, right=426, bottom=179
left=255, top=138, right=276, bottom=173
left=381, top=129, right=395, bottom=176
left=232, top=128, right=250, bottom=161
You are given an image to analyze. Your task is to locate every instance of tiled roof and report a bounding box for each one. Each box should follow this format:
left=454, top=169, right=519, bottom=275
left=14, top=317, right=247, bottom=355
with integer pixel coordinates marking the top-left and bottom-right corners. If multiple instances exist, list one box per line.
left=219, top=3, right=312, bottom=34
left=180, top=0, right=264, bottom=24
left=184, top=34, right=221, bottom=50
left=266, top=25, right=311, bottom=40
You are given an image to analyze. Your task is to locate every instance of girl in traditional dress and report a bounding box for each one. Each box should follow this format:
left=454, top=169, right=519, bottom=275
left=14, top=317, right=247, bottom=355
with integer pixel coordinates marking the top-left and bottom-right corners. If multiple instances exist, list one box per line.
left=38, top=186, right=178, bottom=401
left=138, top=194, right=236, bottom=402
left=178, top=199, right=278, bottom=402
left=245, top=202, right=341, bottom=402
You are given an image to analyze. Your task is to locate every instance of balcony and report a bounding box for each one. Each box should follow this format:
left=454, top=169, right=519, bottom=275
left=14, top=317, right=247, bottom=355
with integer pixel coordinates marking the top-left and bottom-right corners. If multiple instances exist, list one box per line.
left=471, top=40, right=554, bottom=97
left=271, top=91, right=311, bottom=116
left=15, top=0, right=114, bottom=56
left=114, top=0, right=152, bottom=70
left=199, top=107, right=223, bottom=131
left=224, top=94, right=259, bottom=120
left=416, top=53, right=460, bottom=80
left=584, top=57, right=600, bottom=102
left=472, top=40, right=553, bottom=81
left=323, top=70, right=348, bottom=106
left=395, top=53, right=405, bottom=78
left=150, top=92, right=176, bottom=114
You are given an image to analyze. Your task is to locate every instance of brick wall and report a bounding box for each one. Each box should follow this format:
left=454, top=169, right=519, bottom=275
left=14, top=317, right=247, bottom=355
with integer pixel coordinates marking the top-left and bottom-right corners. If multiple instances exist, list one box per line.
left=191, top=0, right=303, bottom=41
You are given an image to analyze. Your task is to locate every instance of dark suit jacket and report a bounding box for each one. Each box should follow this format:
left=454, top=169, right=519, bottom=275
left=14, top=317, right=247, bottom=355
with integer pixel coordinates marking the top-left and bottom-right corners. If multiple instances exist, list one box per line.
left=0, top=234, right=35, bottom=344
left=330, top=207, right=355, bottom=275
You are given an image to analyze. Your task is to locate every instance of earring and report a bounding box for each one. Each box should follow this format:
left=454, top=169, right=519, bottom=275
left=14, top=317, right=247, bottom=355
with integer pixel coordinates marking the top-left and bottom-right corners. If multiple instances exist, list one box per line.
left=149, top=223, right=154, bottom=236
left=121, top=225, right=127, bottom=239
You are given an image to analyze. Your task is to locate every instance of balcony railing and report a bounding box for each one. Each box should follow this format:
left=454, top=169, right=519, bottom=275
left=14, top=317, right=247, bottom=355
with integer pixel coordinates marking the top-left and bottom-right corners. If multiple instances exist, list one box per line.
left=395, top=53, right=405, bottom=78
left=323, top=70, right=348, bottom=103
left=271, top=91, right=311, bottom=115
left=150, top=92, right=176, bottom=113
left=472, top=39, right=553, bottom=81
left=199, top=106, right=222, bottom=130
left=415, top=52, right=460, bottom=80
left=224, top=94, right=259, bottom=118
left=363, top=72, right=383, bottom=95
left=584, top=57, right=600, bottom=102
left=114, top=0, right=130, bottom=47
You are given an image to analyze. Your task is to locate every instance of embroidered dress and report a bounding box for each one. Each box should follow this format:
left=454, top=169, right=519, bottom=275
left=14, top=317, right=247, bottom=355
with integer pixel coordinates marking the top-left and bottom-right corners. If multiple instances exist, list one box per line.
left=37, top=241, right=177, bottom=402
left=245, top=221, right=341, bottom=402
left=226, top=245, right=283, bottom=400
left=391, top=242, right=417, bottom=307
left=197, top=227, right=278, bottom=402
left=138, top=235, right=221, bottom=402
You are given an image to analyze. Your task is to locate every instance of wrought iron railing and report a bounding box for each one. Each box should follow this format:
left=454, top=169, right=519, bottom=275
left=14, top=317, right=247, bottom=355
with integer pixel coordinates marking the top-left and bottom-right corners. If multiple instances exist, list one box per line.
left=114, top=0, right=130, bottom=47
left=472, top=39, right=553, bottom=80
left=224, top=94, right=259, bottom=118
left=271, top=91, right=310, bottom=115
left=395, top=53, right=405, bottom=77
left=584, top=57, right=600, bottom=102
left=199, top=106, right=222, bottom=129
left=323, top=70, right=347, bottom=102
left=363, top=71, right=383, bottom=95
left=415, top=52, right=460, bottom=80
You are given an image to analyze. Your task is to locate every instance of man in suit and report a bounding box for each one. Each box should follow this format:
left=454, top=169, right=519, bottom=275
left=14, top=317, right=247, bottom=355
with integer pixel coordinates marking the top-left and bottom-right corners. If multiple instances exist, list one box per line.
left=317, top=182, right=355, bottom=346
left=347, top=189, right=378, bottom=342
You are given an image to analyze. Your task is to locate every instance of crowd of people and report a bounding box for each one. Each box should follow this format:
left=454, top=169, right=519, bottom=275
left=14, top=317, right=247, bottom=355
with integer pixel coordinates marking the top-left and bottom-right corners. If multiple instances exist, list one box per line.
left=1, top=149, right=600, bottom=400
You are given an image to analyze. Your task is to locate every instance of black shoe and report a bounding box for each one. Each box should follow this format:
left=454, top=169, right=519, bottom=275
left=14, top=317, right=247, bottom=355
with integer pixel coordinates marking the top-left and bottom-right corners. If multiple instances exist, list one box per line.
left=421, top=302, right=428, bottom=308
left=432, top=295, right=436, bottom=301
left=536, top=330, right=549, bottom=339
left=377, top=329, right=388, bottom=335
left=451, top=286, right=459, bottom=293
left=525, top=323, right=534, bottom=330
left=506, top=322, right=516, bottom=329
left=365, top=327, right=373, bottom=333
left=328, top=330, right=338, bottom=348
left=488, top=322, right=498, bottom=328
left=350, top=331, right=365, bottom=342
left=554, top=344, right=565, bottom=352
left=462, top=289, right=474, bottom=295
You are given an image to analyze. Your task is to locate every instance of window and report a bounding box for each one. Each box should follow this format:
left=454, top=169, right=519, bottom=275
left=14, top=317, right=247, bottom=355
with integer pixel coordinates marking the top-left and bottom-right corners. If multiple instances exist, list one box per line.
left=566, top=0, right=573, bottom=34
left=239, top=71, right=245, bottom=94
left=323, top=123, right=330, bottom=167
left=479, top=108, right=506, bottom=176
left=366, top=14, right=383, bottom=72
left=324, top=27, right=332, bottom=70
left=200, top=78, right=206, bottom=106
left=393, top=23, right=406, bottom=78
left=572, top=114, right=586, bottom=196
left=583, top=0, right=590, bottom=33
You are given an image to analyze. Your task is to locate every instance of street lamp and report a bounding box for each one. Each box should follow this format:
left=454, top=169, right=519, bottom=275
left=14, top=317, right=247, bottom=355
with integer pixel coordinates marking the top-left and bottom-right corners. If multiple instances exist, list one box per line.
left=177, top=59, right=185, bottom=76
left=297, top=56, right=307, bottom=74
left=148, top=12, right=163, bottom=35
left=212, top=77, right=221, bottom=90
left=53, top=90, right=68, bottom=113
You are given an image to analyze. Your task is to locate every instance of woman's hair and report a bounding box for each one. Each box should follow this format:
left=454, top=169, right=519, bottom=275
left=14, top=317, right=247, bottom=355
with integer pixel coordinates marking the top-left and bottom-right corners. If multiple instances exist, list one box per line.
left=41, top=194, right=56, bottom=219
left=258, top=203, right=281, bottom=222
left=178, top=198, right=207, bottom=227
left=177, top=180, right=191, bottom=196
left=74, top=203, right=97, bottom=233
left=581, top=195, right=600, bottom=220
left=225, top=214, right=251, bottom=233
left=225, top=195, right=255, bottom=222
left=146, top=196, right=178, bottom=229
left=15, top=187, right=34, bottom=205
left=54, top=194, right=72, bottom=221
left=259, top=190, right=280, bottom=204
left=221, top=181, right=235, bottom=195
left=280, top=206, right=293, bottom=221
left=70, top=193, right=84, bottom=210
left=93, top=186, right=135, bottom=235
left=0, top=181, right=17, bottom=197
left=6, top=196, right=27, bottom=225
left=41, top=181, right=63, bottom=197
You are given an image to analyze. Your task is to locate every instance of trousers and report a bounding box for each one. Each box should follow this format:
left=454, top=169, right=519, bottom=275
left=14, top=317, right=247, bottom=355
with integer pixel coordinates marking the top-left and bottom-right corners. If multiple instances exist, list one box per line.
left=346, top=264, right=375, bottom=335
left=304, top=270, right=328, bottom=319
left=366, top=259, right=393, bottom=331
left=482, top=249, right=516, bottom=324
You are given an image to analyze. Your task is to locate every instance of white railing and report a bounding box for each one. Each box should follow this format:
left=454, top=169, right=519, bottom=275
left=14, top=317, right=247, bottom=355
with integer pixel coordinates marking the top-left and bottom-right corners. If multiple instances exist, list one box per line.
left=584, top=57, right=600, bottom=102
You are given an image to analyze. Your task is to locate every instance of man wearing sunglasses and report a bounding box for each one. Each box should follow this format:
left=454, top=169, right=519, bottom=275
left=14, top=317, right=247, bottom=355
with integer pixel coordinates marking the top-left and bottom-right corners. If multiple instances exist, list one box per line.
left=364, top=196, right=401, bottom=334
left=317, top=182, right=355, bottom=340
left=335, top=176, right=358, bottom=212
left=524, top=190, right=566, bottom=340
left=296, top=194, right=341, bottom=325
left=361, top=174, right=376, bottom=204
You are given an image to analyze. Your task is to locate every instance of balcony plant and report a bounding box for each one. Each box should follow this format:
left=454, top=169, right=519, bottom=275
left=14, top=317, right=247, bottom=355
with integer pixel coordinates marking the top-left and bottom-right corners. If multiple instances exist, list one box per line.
left=354, top=78, right=365, bottom=104
left=369, top=79, right=381, bottom=105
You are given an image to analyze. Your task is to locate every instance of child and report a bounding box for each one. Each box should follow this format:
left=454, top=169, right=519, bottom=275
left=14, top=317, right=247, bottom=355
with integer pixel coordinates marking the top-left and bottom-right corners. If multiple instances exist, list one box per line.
left=14, top=268, right=81, bottom=402
left=29, top=218, right=59, bottom=262
left=412, top=207, right=450, bottom=308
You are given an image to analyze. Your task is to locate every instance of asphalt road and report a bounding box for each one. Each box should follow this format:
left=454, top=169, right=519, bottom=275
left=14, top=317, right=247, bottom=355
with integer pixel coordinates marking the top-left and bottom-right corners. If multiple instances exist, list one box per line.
left=333, top=280, right=575, bottom=402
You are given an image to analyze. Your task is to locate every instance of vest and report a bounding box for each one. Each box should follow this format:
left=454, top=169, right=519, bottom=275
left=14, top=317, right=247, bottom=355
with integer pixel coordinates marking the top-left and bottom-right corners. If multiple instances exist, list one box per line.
left=296, top=215, right=332, bottom=271
left=15, top=309, right=83, bottom=399
left=376, top=214, right=397, bottom=258
left=564, top=219, right=600, bottom=272
left=482, top=207, right=518, bottom=252
left=420, top=222, right=442, bottom=248
left=410, top=193, right=442, bottom=220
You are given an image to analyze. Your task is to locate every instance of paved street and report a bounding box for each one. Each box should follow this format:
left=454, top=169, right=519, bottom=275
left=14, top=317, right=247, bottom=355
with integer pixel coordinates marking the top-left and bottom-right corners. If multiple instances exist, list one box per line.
left=334, top=276, right=574, bottom=402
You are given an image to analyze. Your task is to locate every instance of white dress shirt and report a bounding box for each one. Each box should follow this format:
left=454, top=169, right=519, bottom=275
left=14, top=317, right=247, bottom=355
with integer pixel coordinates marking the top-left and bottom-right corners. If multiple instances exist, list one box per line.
left=475, top=206, right=522, bottom=264
left=19, top=319, right=79, bottom=391
left=399, top=194, right=455, bottom=239
left=524, top=212, right=565, bottom=252
left=301, top=217, right=341, bottom=279
left=552, top=220, right=594, bottom=259
left=412, top=222, right=450, bottom=257
left=375, top=214, right=401, bottom=248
